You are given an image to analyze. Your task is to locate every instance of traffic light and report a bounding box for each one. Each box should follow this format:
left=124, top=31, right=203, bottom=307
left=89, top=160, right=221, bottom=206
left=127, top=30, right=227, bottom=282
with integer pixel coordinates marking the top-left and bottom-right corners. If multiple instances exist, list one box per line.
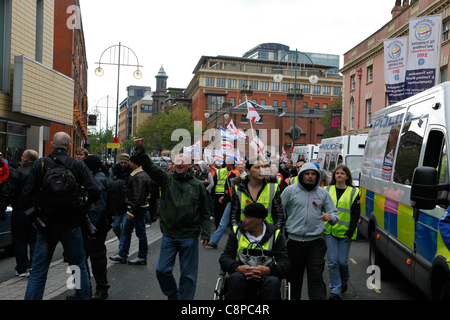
left=107, top=148, right=112, bottom=157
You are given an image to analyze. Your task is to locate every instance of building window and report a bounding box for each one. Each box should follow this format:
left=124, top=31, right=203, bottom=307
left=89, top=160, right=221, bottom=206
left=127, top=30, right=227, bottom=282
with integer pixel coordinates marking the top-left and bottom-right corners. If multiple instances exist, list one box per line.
left=333, top=87, right=341, bottom=95
left=349, top=98, right=355, bottom=130
left=228, top=79, right=236, bottom=88
left=273, top=100, right=278, bottom=107
left=323, top=103, right=328, bottom=109
left=281, top=83, right=290, bottom=92
left=322, top=86, right=331, bottom=95
left=443, top=18, right=450, bottom=42
left=314, top=103, right=319, bottom=109
left=271, top=82, right=279, bottom=91
left=302, top=84, right=310, bottom=93
left=367, top=66, right=373, bottom=82
left=0, top=0, right=4, bottom=89
left=303, top=102, right=308, bottom=109
left=260, top=81, right=269, bottom=90
left=239, top=79, right=247, bottom=88
left=256, top=116, right=263, bottom=123
left=312, top=85, right=321, bottom=94
left=241, top=114, right=248, bottom=123
left=249, top=80, right=258, bottom=90
left=440, top=66, right=448, bottom=84
left=205, top=77, right=214, bottom=86
left=282, top=101, right=287, bottom=108
left=35, top=0, right=44, bottom=63
left=217, top=78, right=226, bottom=87
left=351, top=75, right=356, bottom=90
left=260, top=99, right=266, bottom=106
left=230, top=97, right=235, bottom=107
left=366, top=98, right=372, bottom=126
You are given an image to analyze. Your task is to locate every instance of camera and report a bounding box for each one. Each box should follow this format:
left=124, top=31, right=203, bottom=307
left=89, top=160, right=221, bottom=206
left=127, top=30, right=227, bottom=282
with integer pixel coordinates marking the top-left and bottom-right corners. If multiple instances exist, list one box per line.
left=25, top=207, right=46, bottom=232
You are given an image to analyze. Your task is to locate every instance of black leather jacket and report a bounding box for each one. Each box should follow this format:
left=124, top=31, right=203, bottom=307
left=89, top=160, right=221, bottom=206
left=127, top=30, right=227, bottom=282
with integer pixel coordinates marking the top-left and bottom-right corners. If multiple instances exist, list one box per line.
left=230, top=176, right=285, bottom=229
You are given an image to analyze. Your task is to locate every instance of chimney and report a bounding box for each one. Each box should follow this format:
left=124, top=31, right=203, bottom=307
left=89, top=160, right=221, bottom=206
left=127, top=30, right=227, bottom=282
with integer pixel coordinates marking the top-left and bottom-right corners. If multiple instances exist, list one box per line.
left=392, top=0, right=404, bottom=19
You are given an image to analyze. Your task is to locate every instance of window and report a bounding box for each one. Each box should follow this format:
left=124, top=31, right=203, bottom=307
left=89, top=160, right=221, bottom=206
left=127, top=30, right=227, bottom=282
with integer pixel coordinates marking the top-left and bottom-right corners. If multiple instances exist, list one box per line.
left=239, top=80, right=247, bottom=88
left=35, top=0, right=44, bottom=63
left=273, top=100, right=278, bottom=107
left=260, top=99, right=266, bottom=106
left=249, top=80, right=258, bottom=90
left=302, top=84, right=310, bottom=93
left=323, top=86, right=331, bottom=95
left=260, top=81, right=269, bottom=90
left=333, top=87, right=341, bottom=95
left=228, top=79, right=236, bottom=88
left=323, top=103, right=328, bottom=109
left=256, top=116, right=263, bottom=123
left=0, top=0, right=4, bottom=88
left=349, top=98, right=354, bottom=130
left=393, top=104, right=428, bottom=185
left=230, top=97, right=235, bottom=107
left=282, top=101, right=287, bottom=108
left=303, top=102, right=308, bottom=109
left=312, top=85, right=321, bottom=94
left=271, top=82, right=279, bottom=91
left=441, top=66, right=448, bottom=84
left=217, top=78, right=226, bottom=87
left=367, top=66, right=373, bottom=82
left=351, top=75, right=356, bottom=90
left=241, top=114, right=248, bottom=123
left=281, top=83, right=290, bottom=92
left=381, top=125, right=401, bottom=181
left=443, top=18, right=450, bottom=42
left=366, top=99, right=372, bottom=126
left=205, top=77, right=214, bottom=86
left=314, top=103, right=319, bottom=109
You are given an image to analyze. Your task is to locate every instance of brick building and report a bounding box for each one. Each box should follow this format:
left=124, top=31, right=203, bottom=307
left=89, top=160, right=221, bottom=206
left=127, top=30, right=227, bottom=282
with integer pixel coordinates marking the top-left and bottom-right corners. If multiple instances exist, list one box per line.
left=185, top=48, right=343, bottom=155
left=340, top=0, right=450, bottom=135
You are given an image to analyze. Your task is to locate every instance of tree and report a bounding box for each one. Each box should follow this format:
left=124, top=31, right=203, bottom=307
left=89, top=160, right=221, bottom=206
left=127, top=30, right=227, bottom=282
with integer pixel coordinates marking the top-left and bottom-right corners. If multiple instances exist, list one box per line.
left=88, top=126, right=115, bottom=159
left=319, top=94, right=342, bottom=139
left=125, top=104, right=195, bottom=154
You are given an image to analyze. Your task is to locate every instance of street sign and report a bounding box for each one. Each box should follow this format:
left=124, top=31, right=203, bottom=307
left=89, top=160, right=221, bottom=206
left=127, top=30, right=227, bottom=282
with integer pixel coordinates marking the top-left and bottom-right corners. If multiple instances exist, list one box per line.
left=107, top=143, right=121, bottom=149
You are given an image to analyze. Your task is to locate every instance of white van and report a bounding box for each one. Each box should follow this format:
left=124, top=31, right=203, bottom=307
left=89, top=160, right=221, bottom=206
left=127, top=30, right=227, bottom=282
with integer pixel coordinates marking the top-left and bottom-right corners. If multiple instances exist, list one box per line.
left=360, top=81, right=450, bottom=299
left=290, top=144, right=319, bottom=163
left=317, top=134, right=367, bottom=187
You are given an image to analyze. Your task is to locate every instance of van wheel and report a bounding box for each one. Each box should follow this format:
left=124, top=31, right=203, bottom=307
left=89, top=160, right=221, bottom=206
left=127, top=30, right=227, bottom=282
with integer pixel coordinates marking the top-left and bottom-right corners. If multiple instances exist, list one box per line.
left=439, top=281, right=450, bottom=300
left=369, top=233, right=387, bottom=270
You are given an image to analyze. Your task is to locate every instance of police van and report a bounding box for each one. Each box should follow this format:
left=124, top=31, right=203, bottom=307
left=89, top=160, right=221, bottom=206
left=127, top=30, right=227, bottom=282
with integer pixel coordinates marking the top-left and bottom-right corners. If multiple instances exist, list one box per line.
left=290, top=144, right=318, bottom=163
left=360, top=81, right=450, bottom=299
left=317, top=134, right=367, bottom=187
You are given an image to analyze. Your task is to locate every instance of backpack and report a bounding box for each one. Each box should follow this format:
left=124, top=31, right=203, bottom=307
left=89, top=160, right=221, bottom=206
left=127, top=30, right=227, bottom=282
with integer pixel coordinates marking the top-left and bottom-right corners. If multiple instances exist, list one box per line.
left=40, top=157, right=79, bottom=218
left=106, top=179, right=128, bottom=217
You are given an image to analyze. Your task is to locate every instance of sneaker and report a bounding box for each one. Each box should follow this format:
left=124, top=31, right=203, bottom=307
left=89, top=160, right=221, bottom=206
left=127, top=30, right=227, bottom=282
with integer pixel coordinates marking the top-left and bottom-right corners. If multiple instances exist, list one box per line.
left=91, top=291, right=108, bottom=300
left=206, top=241, right=218, bottom=249
left=109, top=254, right=127, bottom=264
left=15, top=270, right=29, bottom=277
left=128, top=257, right=147, bottom=265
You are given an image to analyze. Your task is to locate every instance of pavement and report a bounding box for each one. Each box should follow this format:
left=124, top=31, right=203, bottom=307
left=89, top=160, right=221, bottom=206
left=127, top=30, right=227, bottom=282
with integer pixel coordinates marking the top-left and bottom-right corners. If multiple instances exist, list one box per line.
left=0, top=221, right=163, bottom=300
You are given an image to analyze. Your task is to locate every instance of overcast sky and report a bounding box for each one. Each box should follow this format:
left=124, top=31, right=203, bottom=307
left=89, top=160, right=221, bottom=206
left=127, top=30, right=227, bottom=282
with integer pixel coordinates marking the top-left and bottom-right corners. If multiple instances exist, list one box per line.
left=79, top=0, right=395, bottom=129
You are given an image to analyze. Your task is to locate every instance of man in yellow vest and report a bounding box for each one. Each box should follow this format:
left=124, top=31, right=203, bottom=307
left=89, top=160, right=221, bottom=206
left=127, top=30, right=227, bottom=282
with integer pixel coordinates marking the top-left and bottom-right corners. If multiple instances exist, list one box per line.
left=219, top=203, right=291, bottom=300
left=213, top=164, right=228, bottom=229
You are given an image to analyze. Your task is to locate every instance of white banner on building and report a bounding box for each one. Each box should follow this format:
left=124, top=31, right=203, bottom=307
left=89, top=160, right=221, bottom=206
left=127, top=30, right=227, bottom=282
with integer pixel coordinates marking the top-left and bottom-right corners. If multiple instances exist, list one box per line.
left=383, top=37, right=407, bottom=105
left=405, top=14, right=441, bottom=98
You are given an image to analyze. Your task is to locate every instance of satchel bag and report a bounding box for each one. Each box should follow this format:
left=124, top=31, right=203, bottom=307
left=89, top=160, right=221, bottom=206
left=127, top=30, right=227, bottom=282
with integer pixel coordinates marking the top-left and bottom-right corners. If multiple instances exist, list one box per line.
left=238, top=242, right=275, bottom=267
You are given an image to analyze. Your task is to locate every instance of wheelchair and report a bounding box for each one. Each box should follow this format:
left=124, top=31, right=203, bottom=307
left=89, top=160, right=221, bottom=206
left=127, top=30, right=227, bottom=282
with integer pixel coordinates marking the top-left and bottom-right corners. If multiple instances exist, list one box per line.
left=213, top=268, right=291, bottom=300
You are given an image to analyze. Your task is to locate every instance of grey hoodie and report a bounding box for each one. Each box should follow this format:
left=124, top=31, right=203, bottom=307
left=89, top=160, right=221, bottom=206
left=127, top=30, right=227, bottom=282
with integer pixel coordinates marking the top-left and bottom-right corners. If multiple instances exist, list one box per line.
left=281, top=162, right=338, bottom=242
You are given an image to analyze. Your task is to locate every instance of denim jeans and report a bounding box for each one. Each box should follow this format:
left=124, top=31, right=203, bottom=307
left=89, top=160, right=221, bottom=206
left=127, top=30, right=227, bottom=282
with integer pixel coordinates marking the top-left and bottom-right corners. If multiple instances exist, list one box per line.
left=210, top=202, right=230, bottom=245
left=111, top=213, right=127, bottom=250
left=25, top=227, right=90, bottom=300
left=156, top=235, right=198, bottom=300
left=119, top=207, right=148, bottom=259
left=324, top=234, right=352, bottom=296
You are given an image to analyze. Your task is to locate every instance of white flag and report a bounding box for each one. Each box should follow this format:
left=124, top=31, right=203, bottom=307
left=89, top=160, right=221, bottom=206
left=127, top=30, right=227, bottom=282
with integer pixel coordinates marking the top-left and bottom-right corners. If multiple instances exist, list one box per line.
left=227, top=120, right=246, bottom=140
left=246, top=101, right=261, bottom=122
left=250, top=135, right=265, bottom=159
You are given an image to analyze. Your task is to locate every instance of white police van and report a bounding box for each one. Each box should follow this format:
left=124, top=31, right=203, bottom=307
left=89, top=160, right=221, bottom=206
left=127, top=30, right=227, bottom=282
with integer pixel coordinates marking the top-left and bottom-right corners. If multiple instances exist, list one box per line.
left=290, top=144, right=319, bottom=163
left=360, top=81, right=450, bottom=299
left=317, top=134, right=367, bottom=187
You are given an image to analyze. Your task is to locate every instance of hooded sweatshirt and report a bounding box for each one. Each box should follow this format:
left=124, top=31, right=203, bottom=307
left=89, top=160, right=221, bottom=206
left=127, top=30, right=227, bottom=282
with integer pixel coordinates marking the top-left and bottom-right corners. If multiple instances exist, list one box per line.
left=281, top=162, right=338, bottom=242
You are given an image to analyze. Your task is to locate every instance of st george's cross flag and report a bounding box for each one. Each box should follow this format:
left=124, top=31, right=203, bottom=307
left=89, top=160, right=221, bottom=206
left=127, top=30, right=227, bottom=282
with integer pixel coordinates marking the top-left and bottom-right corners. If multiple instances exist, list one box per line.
left=226, top=120, right=246, bottom=140
left=250, top=135, right=265, bottom=159
left=246, top=101, right=261, bottom=122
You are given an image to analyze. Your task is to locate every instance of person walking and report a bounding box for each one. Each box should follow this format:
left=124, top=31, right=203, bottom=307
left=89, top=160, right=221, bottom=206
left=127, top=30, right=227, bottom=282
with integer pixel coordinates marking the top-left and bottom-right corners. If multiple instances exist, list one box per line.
left=110, top=155, right=151, bottom=265
left=230, top=157, right=284, bottom=229
left=281, top=162, right=338, bottom=300
left=323, top=164, right=360, bottom=300
left=22, top=132, right=101, bottom=300
left=83, top=155, right=111, bottom=300
left=133, top=138, right=211, bottom=300
left=0, top=149, right=39, bottom=277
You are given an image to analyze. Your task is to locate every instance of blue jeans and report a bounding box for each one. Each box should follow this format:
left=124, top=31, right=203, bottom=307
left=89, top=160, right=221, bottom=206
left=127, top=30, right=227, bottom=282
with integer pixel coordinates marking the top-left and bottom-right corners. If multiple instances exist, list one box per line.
left=25, top=227, right=90, bottom=300
left=119, top=208, right=148, bottom=259
left=324, top=234, right=352, bottom=296
left=156, top=235, right=198, bottom=300
left=111, top=213, right=127, bottom=250
left=11, top=210, right=36, bottom=274
left=211, top=202, right=230, bottom=245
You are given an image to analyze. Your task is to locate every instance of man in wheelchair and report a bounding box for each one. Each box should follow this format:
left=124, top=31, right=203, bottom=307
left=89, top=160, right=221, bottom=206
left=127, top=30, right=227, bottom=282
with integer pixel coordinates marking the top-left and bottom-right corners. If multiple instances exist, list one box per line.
left=219, top=203, right=291, bottom=300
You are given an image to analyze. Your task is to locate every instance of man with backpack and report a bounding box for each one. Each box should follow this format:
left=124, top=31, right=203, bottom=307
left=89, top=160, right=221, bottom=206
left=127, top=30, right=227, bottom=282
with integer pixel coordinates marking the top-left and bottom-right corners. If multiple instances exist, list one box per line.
left=22, top=132, right=101, bottom=300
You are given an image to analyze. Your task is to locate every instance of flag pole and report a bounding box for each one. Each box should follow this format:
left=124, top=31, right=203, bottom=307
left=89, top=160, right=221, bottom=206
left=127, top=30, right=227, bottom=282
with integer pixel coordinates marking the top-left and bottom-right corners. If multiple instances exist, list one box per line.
left=245, top=95, right=255, bottom=139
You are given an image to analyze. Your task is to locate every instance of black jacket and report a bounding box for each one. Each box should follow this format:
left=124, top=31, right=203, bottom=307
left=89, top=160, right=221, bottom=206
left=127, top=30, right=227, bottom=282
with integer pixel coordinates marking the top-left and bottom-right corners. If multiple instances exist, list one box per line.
left=230, top=176, right=285, bottom=229
left=0, top=162, right=34, bottom=212
left=219, top=220, right=291, bottom=279
left=23, top=148, right=101, bottom=230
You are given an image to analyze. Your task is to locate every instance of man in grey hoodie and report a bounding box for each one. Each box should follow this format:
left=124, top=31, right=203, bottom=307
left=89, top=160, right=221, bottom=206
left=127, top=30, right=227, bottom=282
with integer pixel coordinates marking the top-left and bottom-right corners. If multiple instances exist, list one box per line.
left=281, top=162, right=338, bottom=300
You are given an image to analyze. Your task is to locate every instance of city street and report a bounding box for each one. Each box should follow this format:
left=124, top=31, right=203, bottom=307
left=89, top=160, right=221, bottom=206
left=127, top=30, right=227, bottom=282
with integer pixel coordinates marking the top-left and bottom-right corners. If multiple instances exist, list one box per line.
left=0, top=219, right=427, bottom=301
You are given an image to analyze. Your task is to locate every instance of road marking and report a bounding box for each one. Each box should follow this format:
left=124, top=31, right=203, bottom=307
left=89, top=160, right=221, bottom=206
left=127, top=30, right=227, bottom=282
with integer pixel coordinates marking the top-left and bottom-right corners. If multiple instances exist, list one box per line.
left=369, top=283, right=381, bottom=293
left=349, top=258, right=357, bottom=264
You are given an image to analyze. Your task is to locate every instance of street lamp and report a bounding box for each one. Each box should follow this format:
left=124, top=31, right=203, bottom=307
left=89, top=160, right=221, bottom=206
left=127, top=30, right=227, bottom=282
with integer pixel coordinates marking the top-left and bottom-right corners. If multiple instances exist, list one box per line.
left=273, top=49, right=317, bottom=149
left=95, top=42, right=143, bottom=164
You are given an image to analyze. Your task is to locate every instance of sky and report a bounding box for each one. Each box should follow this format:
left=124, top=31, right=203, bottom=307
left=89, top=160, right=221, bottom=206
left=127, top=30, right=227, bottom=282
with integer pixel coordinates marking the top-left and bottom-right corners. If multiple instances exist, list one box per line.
left=79, top=0, right=396, bottom=130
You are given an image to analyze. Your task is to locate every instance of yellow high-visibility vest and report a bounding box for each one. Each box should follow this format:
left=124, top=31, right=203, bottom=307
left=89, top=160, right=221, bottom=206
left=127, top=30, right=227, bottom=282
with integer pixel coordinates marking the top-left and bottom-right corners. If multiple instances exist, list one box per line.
left=235, top=183, right=277, bottom=224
